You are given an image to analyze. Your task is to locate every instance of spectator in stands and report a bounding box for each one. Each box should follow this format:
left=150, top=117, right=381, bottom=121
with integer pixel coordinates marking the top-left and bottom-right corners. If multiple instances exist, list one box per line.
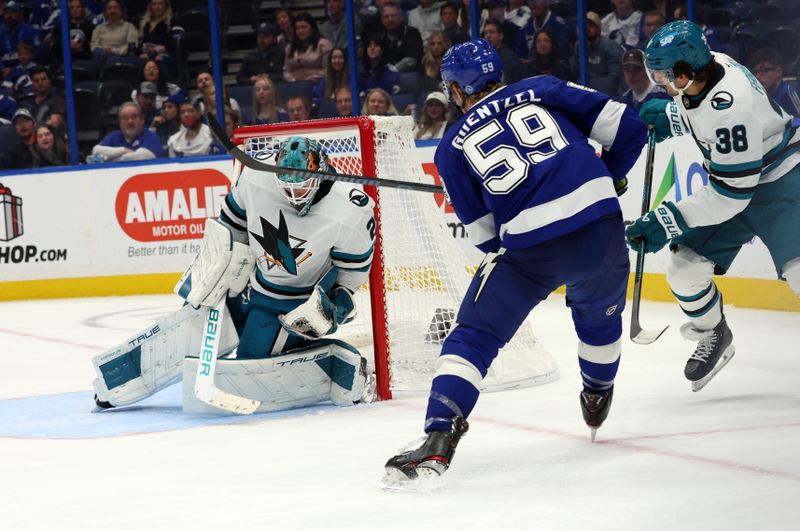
left=576, top=11, right=623, bottom=96
left=320, top=0, right=359, bottom=50
left=315, top=47, right=350, bottom=105
left=22, top=66, right=65, bottom=130
left=0, top=91, right=17, bottom=123
left=413, top=91, right=451, bottom=140
left=237, top=22, right=284, bottom=85
left=672, top=2, right=725, bottom=53
left=88, top=102, right=165, bottom=162
left=360, top=36, right=401, bottom=96
left=135, top=81, right=158, bottom=128
left=283, top=13, right=333, bottom=83
left=150, top=91, right=184, bottom=151
left=9, top=107, right=36, bottom=169
left=132, top=60, right=182, bottom=109
left=139, top=0, right=173, bottom=62
left=361, top=87, right=398, bottom=115
left=200, top=81, right=241, bottom=117
left=274, top=7, right=294, bottom=47
left=167, top=101, right=216, bottom=158
left=49, top=0, right=95, bottom=66
left=440, top=2, right=470, bottom=45
left=635, top=10, right=665, bottom=50
left=224, top=105, right=240, bottom=138
left=504, top=0, right=531, bottom=30
left=90, top=0, right=139, bottom=67
left=618, top=48, right=668, bottom=111
left=408, top=0, right=444, bottom=46
left=0, top=1, right=40, bottom=69
left=32, top=124, right=69, bottom=167
left=526, top=29, right=571, bottom=80
left=286, top=94, right=312, bottom=121
left=334, top=85, right=353, bottom=117
left=749, top=48, right=800, bottom=118
left=482, top=20, right=525, bottom=84
left=251, top=74, right=288, bottom=125
left=420, top=30, right=451, bottom=92
left=361, top=0, right=396, bottom=40
left=601, top=0, right=642, bottom=49
left=191, top=69, right=213, bottom=107
left=376, top=3, right=424, bottom=73
left=4, top=42, right=36, bottom=96
left=515, top=0, right=572, bottom=61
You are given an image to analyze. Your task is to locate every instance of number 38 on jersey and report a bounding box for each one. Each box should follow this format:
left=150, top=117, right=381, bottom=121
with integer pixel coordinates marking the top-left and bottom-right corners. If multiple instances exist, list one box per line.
left=461, top=102, right=569, bottom=194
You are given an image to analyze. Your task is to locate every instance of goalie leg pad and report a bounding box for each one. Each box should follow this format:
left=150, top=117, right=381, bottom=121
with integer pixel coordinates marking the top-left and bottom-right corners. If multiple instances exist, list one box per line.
left=92, top=302, right=239, bottom=407
left=181, top=340, right=369, bottom=414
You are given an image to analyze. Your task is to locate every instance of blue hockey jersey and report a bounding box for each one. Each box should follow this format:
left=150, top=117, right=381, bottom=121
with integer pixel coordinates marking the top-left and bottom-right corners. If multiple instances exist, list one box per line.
left=435, top=75, right=647, bottom=253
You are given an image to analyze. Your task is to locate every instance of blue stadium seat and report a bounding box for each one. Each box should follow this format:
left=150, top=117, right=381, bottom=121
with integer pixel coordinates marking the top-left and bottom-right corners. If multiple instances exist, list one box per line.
left=227, top=84, right=252, bottom=108
left=318, top=98, right=338, bottom=119
left=391, top=93, right=415, bottom=113
left=274, top=81, right=314, bottom=104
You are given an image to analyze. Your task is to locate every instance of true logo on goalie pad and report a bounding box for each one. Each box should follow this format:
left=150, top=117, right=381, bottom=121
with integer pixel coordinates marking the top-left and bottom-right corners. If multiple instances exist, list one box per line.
left=200, top=308, right=221, bottom=376
left=275, top=351, right=330, bottom=367
left=127, top=324, right=161, bottom=349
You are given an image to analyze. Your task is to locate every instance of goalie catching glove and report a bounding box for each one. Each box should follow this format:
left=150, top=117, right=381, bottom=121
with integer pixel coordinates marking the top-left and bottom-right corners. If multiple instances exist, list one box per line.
left=175, top=218, right=255, bottom=308
left=279, top=284, right=356, bottom=340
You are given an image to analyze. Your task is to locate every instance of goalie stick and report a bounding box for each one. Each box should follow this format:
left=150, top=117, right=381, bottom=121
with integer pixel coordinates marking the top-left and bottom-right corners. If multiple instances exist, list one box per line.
left=629, top=129, right=669, bottom=345
left=206, top=113, right=444, bottom=194
left=195, top=299, right=260, bottom=414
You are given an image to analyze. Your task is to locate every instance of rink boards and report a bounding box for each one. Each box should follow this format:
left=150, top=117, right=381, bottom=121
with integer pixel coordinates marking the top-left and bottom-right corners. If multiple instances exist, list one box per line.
left=0, top=137, right=796, bottom=311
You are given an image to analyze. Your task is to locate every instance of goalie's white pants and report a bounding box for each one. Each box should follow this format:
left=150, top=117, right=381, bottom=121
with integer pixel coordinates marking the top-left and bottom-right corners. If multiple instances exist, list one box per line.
left=92, top=303, right=239, bottom=407
left=182, top=341, right=368, bottom=414
left=666, top=247, right=723, bottom=331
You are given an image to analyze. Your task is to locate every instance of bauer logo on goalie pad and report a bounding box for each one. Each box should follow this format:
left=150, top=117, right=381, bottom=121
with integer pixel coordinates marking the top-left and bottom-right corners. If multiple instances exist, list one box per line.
left=200, top=308, right=221, bottom=376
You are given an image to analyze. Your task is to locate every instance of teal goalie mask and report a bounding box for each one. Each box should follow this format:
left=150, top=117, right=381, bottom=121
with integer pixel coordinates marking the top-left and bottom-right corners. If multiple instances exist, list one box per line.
left=275, top=136, right=331, bottom=216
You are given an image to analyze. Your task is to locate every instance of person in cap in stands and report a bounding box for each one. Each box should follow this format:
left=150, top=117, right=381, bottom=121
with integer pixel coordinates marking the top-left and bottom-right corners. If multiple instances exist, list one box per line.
left=237, top=22, right=285, bottom=85
left=413, top=91, right=452, bottom=140
left=618, top=48, right=669, bottom=112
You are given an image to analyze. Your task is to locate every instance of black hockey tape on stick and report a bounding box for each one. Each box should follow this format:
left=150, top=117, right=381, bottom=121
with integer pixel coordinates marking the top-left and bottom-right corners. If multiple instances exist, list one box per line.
left=206, top=113, right=444, bottom=194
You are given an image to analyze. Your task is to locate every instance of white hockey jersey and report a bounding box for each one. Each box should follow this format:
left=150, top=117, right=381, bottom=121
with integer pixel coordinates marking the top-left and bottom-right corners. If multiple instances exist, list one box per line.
left=670, top=53, right=800, bottom=228
left=219, top=167, right=376, bottom=300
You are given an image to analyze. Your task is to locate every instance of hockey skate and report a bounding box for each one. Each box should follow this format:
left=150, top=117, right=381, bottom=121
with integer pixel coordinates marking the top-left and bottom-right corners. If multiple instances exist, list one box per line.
left=682, top=318, right=735, bottom=392
left=381, top=417, right=468, bottom=492
left=580, top=387, right=614, bottom=442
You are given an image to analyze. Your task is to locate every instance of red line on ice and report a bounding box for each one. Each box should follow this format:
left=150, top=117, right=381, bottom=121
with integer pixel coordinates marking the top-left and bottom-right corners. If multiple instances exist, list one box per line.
left=0, top=327, right=104, bottom=351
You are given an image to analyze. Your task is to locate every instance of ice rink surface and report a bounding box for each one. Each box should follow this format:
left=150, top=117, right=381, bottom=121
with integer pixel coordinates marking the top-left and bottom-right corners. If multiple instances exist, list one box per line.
left=1, top=293, right=799, bottom=531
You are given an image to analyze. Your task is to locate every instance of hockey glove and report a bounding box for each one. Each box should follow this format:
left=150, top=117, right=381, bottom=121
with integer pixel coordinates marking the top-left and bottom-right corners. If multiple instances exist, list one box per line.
left=625, top=201, right=688, bottom=254
left=279, top=285, right=356, bottom=340
left=639, top=99, right=678, bottom=143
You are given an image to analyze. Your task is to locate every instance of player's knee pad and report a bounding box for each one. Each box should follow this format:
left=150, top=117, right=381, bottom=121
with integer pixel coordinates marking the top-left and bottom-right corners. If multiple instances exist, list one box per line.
left=578, top=340, right=621, bottom=365
left=92, top=303, right=239, bottom=407
left=440, top=324, right=505, bottom=377
left=181, top=340, right=369, bottom=413
left=666, top=247, right=715, bottom=296
left=783, top=257, right=800, bottom=296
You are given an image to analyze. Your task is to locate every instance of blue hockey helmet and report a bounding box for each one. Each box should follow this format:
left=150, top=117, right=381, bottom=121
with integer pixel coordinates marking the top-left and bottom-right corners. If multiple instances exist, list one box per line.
left=440, top=38, right=502, bottom=103
left=275, top=136, right=330, bottom=216
left=645, top=20, right=712, bottom=88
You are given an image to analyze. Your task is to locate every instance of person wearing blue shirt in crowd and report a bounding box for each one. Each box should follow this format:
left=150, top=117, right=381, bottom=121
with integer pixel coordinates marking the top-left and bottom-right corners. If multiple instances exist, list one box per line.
left=515, top=0, right=572, bottom=61
left=749, top=48, right=800, bottom=118
left=0, top=91, right=17, bottom=124
left=382, top=38, right=646, bottom=487
left=635, top=10, right=665, bottom=51
left=88, top=102, right=166, bottom=163
left=618, top=49, right=669, bottom=112
left=0, top=1, right=41, bottom=68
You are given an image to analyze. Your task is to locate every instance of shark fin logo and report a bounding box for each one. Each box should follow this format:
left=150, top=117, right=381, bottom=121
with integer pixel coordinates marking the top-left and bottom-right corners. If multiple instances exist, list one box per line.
left=249, top=211, right=311, bottom=275
left=710, top=91, right=734, bottom=110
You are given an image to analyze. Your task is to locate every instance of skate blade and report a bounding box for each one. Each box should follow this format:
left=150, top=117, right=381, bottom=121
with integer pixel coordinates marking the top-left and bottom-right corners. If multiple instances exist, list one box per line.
left=590, top=427, right=598, bottom=442
left=380, top=467, right=445, bottom=493
left=691, top=346, right=735, bottom=392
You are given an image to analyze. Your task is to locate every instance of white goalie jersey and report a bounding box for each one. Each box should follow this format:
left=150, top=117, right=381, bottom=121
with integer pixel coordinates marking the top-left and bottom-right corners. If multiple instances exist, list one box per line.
left=218, top=166, right=376, bottom=299
left=670, top=52, right=800, bottom=228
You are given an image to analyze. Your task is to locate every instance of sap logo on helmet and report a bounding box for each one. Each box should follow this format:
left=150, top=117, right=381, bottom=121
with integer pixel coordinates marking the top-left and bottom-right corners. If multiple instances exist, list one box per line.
left=710, top=91, right=733, bottom=110
left=659, top=34, right=675, bottom=46
left=349, top=189, right=369, bottom=207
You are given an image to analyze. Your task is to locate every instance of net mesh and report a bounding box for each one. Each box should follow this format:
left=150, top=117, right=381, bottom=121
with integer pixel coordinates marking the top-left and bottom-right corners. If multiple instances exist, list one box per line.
left=235, top=116, right=558, bottom=394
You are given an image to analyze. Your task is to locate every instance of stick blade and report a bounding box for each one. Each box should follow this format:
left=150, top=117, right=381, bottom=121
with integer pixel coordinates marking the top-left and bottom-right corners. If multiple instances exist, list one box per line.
left=630, top=324, right=669, bottom=345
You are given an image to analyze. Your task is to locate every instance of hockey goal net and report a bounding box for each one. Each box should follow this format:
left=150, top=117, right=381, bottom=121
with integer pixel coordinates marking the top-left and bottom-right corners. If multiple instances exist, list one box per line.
left=231, top=116, right=558, bottom=400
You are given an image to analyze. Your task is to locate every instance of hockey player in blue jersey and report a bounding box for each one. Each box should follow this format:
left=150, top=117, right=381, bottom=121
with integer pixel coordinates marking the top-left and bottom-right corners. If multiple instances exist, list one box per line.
left=382, top=38, right=647, bottom=487
left=629, top=21, right=800, bottom=391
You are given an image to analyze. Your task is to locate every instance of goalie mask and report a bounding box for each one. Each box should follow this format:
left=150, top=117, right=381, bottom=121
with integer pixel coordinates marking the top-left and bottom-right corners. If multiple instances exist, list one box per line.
left=275, top=136, right=330, bottom=216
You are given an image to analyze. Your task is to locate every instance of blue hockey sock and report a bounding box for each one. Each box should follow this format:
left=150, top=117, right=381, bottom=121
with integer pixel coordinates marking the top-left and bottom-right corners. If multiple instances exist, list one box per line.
left=425, top=374, right=480, bottom=432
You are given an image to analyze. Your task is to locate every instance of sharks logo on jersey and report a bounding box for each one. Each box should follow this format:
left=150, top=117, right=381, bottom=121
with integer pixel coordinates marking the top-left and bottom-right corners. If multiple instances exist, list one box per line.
left=710, top=91, right=733, bottom=110
left=249, top=211, right=312, bottom=275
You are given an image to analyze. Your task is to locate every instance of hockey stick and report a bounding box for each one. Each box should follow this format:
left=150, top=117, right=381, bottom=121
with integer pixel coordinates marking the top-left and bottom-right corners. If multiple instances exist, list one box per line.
left=629, top=129, right=669, bottom=344
left=194, top=299, right=260, bottom=414
left=206, top=113, right=444, bottom=194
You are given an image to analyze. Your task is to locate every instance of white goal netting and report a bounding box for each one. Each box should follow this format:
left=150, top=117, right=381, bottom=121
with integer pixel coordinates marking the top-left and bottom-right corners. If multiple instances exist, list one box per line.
left=233, top=116, right=558, bottom=397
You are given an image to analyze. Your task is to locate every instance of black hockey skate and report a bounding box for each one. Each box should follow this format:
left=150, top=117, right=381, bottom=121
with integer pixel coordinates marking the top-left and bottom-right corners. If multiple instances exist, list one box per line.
left=682, top=318, right=735, bottom=392
left=381, top=417, right=468, bottom=491
left=580, top=387, right=614, bottom=442
left=93, top=394, right=114, bottom=411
